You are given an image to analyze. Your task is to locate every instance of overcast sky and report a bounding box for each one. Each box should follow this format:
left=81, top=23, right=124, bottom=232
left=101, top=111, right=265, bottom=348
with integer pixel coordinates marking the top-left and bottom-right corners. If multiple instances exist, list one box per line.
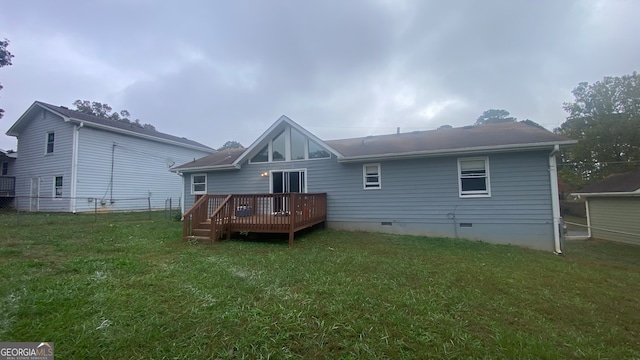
left=1, top=0, right=639, bottom=151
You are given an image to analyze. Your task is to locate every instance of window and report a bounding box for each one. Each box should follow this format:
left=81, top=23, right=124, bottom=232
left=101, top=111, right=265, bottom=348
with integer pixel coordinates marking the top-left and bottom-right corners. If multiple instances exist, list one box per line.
left=46, top=132, right=55, bottom=154
left=251, top=145, right=269, bottom=163
left=291, top=128, right=306, bottom=160
left=1, top=162, right=7, bottom=176
left=54, top=176, right=63, bottom=198
left=191, top=174, right=207, bottom=194
left=308, top=140, right=330, bottom=159
left=272, top=131, right=285, bottom=161
left=363, top=163, right=381, bottom=189
left=458, top=157, right=490, bottom=197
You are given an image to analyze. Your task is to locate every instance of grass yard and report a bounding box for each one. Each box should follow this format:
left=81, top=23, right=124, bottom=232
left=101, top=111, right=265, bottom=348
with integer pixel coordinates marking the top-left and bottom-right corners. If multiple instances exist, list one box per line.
left=1, top=212, right=639, bottom=359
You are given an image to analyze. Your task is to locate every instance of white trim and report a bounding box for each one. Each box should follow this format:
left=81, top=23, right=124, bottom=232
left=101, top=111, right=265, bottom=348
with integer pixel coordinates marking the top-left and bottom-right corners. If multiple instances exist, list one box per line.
left=70, top=123, right=82, bottom=212
left=178, top=172, right=185, bottom=218
left=269, top=168, right=308, bottom=193
left=337, top=140, right=577, bottom=163
left=572, top=189, right=640, bottom=197
left=190, top=173, right=207, bottom=195
left=457, top=157, right=491, bottom=198
left=363, top=163, right=381, bottom=190
left=233, top=115, right=342, bottom=166
left=45, top=131, right=55, bottom=155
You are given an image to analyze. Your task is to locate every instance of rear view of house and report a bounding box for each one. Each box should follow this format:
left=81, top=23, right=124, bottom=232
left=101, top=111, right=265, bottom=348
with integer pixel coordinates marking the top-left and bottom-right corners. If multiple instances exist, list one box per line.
left=173, top=116, right=576, bottom=252
left=5, top=101, right=214, bottom=212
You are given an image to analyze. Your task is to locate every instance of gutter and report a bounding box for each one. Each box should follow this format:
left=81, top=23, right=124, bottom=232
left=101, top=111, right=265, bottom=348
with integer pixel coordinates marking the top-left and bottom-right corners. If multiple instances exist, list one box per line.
left=548, top=144, right=562, bottom=255
left=170, top=164, right=240, bottom=173
left=337, top=140, right=577, bottom=163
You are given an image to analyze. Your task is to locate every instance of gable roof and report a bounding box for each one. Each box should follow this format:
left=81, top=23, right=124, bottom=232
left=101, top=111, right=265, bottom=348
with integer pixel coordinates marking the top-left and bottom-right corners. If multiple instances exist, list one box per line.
left=173, top=118, right=576, bottom=172
left=574, top=172, right=640, bottom=196
left=173, top=115, right=342, bottom=172
left=6, top=101, right=214, bottom=152
left=327, top=121, right=575, bottom=161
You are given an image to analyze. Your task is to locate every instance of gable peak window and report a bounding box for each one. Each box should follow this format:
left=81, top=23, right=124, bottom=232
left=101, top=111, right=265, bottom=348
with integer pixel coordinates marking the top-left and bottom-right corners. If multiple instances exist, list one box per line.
left=363, top=163, right=381, bottom=189
left=46, top=132, right=55, bottom=154
left=249, top=126, right=331, bottom=163
left=458, top=157, right=490, bottom=197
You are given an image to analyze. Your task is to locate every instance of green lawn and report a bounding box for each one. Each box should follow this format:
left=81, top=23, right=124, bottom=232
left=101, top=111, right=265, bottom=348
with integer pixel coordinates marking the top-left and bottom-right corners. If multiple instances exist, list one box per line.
left=1, top=212, right=639, bottom=359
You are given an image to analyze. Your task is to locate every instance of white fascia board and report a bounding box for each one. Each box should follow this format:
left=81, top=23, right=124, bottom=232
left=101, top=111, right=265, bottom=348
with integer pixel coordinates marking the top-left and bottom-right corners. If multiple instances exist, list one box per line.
left=232, top=115, right=343, bottom=166
left=66, top=118, right=214, bottom=153
left=337, top=140, right=578, bottom=163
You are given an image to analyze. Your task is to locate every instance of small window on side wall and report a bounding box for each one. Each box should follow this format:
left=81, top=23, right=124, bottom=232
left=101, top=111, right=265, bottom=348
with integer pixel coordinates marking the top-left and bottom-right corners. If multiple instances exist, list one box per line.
left=191, top=174, right=207, bottom=194
left=363, top=163, right=381, bottom=189
left=54, top=176, right=63, bottom=198
left=458, top=157, right=490, bottom=197
left=46, top=132, right=55, bottom=154
left=1, top=162, right=8, bottom=176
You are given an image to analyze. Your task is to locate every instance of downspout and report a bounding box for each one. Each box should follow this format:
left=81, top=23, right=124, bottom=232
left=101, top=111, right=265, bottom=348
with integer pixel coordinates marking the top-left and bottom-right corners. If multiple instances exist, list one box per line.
left=584, top=198, right=592, bottom=238
left=178, top=171, right=185, bottom=219
left=70, top=122, right=83, bottom=213
left=549, top=145, right=562, bottom=254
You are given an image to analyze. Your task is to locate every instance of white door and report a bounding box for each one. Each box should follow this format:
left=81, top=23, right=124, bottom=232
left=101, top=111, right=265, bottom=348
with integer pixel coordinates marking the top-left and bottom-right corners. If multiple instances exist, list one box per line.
left=30, top=177, right=40, bottom=211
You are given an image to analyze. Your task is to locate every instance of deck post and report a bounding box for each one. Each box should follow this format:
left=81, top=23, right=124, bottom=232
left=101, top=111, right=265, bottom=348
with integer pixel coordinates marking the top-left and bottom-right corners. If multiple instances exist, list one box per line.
left=289, top=193, right=296, bottom=247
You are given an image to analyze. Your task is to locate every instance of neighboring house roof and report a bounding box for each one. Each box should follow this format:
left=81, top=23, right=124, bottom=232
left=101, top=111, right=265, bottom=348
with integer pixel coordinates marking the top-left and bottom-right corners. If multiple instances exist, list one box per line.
left=0, top=149, right=17, bottom=159
left=574, top=172, right=640, bottom=197
left=173, top=117, right=576, bottom=172
left=6, top=101, right=214, bottom=152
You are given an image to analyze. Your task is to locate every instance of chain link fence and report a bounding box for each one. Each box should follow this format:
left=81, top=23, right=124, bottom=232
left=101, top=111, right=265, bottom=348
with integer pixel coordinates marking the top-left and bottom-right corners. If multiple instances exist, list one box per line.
left=0, top=195, right=181, bottom=225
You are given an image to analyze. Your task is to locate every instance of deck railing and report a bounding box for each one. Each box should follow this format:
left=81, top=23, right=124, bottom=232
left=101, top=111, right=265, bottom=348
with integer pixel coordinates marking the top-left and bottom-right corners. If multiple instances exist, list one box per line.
left=184, top=193, right=327, bottom=245
left=0, top=176, right=15, bottom=196
left=182, top=194, right=229, bottom=238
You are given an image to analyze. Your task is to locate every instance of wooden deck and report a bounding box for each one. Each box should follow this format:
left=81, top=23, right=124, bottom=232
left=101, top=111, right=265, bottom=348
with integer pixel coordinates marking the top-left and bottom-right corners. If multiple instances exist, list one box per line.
left=183, top=193, right=327, bottom=246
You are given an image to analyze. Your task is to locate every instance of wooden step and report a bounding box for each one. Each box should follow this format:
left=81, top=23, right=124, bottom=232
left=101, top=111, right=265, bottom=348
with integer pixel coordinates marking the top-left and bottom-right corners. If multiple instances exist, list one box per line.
left=193, top=228, right=211, bottom=237
left=184, top=235, right=211, bottom=242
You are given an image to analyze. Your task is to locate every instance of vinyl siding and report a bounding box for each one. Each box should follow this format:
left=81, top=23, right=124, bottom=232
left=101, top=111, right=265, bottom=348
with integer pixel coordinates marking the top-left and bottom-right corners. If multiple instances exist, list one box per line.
left=74, top=126, right=210, bottom=212
left=183, top=150, right=556, bottom=250
left=12, top=109, right=74, bottom=211
left=588, top=197, right=640, bottom=245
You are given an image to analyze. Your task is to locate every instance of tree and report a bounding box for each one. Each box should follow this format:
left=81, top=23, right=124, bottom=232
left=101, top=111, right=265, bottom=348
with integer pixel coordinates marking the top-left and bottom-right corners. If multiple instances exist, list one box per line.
left=475, top=109, right=517, bottom=125
left=0, top=38, right=14, bottom=120
left=520, top=119, right=546, bottom=130
left=437, top=124, right=453, bottom=130
left=556, top=71, right=640, bottom=187
left=217, top=140, right=243, bottom=151
left=72, top=100, right=156, bottom=131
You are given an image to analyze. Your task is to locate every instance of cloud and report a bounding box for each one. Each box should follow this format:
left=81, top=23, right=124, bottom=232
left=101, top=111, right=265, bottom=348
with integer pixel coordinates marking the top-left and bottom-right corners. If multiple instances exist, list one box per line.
left=1, top=0, right=639, bottom=151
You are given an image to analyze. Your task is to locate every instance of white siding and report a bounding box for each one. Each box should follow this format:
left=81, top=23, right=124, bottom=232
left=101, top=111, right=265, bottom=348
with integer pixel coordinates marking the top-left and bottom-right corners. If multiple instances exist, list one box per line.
left=12, top=110, right=74, bottom=211
left=74, top=126, right=210, bottom=212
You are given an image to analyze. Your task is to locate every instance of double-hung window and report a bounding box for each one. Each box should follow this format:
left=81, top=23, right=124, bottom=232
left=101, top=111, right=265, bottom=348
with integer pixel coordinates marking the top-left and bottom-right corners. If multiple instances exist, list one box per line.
left=46, top=132, right=55, bottom=154
left=363, top=163, right=381, bottom=189
left=54, top=176, right=63, bottom=198
left=458, top=157, right=490, bottom=197
left=191, top=174, right=207, bottom=194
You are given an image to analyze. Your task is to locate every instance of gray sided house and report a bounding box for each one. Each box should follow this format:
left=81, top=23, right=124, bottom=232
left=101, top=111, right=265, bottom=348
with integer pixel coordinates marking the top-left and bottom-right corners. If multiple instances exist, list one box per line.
left=5, top=101, right=214, bottom=212
left=573, top=172, right=640, bottom=246
left=172, top=116, right=576, bottom=252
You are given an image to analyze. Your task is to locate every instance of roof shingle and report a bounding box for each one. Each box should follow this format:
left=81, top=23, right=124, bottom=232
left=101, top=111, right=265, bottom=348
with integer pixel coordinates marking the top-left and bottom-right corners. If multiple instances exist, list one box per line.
left=577, top=172, right=640, bottom=193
